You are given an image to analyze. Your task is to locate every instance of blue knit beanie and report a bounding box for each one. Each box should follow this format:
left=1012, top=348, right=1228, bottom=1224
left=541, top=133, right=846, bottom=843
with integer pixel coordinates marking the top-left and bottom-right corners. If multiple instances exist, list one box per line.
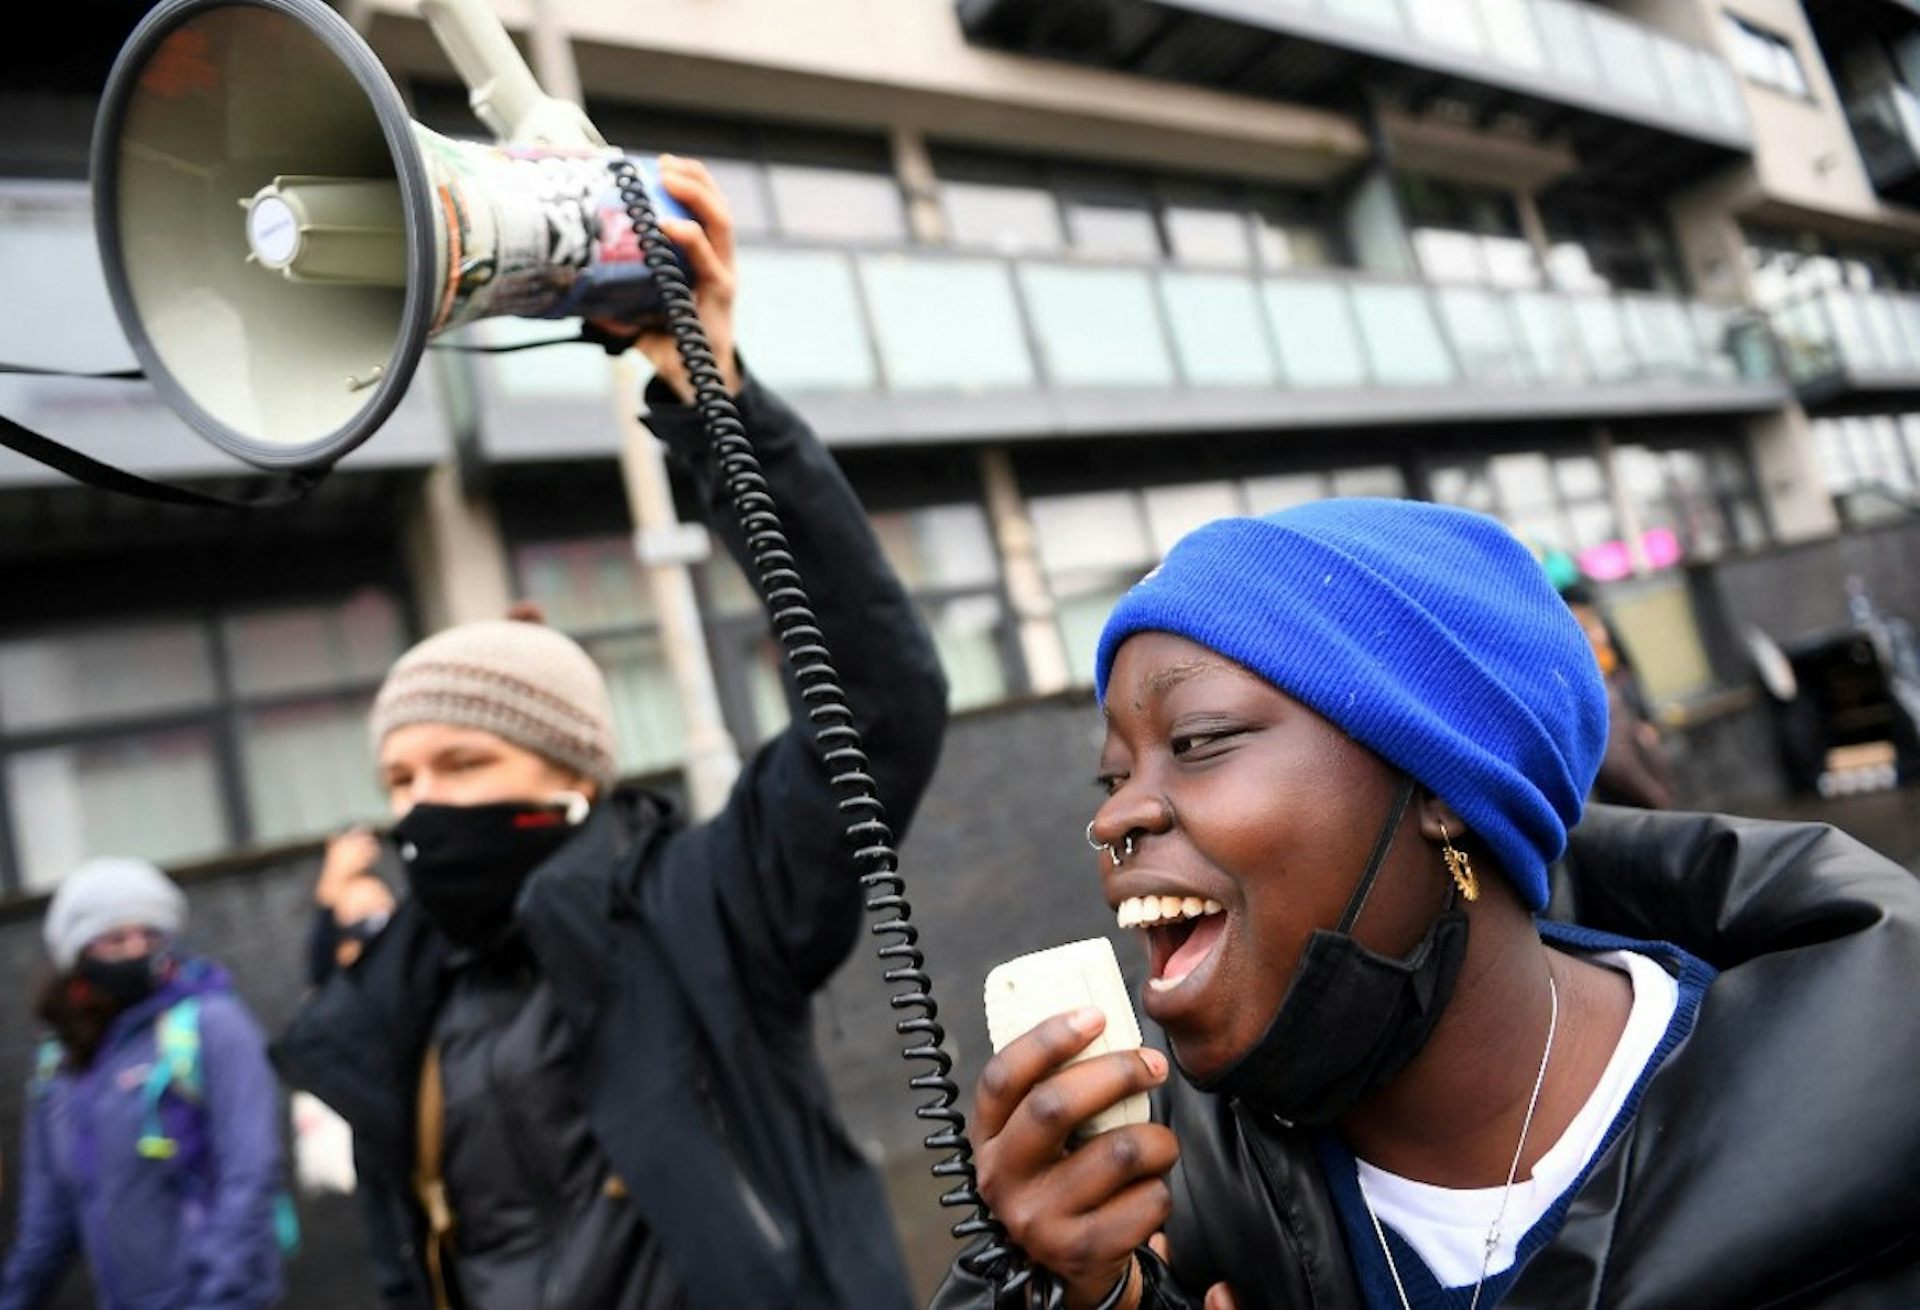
left=1093, top=499, right=1608, bottom=912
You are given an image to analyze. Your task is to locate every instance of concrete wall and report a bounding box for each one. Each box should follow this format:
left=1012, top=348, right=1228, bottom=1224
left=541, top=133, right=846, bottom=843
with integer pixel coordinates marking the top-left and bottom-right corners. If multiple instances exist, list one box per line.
left=361, top=0, right=1370, bottom=185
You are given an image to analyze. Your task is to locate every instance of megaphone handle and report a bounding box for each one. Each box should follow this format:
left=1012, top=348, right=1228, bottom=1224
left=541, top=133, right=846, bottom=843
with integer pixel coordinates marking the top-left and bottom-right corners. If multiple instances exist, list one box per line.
left=419, top=0, right=598, bottom=146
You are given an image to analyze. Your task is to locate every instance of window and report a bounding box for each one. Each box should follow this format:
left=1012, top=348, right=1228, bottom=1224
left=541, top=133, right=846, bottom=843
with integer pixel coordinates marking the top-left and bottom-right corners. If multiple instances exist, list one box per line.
left=1813, top=415, right=1920, bottom=496
left=704, top=501, right=1019, bottom=740
left=512, top=537, right=689, bottom=777
left=1398, top=174, right=1540, bottom=289
left=766, top=164, right=907, bottom=243
left=1723, top=14, right=1810, bottom=99
left=1033, top=469, right=1410, bottom=682
left=0, top=592, right=406, bottom=893
left=1429, top=452, right=1621, bottom=559
left=1539, top=192, right=1685, bottom=295
left=941, top=179, right=1065, bottom=255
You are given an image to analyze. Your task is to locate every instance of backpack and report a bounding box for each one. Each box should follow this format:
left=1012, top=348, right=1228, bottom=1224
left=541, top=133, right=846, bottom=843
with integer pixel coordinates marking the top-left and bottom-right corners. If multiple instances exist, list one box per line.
left=35, top=998, right=304, bottom=1259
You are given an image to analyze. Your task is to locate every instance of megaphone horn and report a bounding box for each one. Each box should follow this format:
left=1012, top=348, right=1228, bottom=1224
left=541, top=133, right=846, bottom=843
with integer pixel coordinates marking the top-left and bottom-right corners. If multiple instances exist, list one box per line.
left=92, top=0, right=688, bottom=472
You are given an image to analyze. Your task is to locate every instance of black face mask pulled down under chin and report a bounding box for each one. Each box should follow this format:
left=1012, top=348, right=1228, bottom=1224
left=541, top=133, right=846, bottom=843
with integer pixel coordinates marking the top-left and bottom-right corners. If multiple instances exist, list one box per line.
left=1190, top=778, right=1471, bottom=1127
left=392, top=797, right=587, bottom=953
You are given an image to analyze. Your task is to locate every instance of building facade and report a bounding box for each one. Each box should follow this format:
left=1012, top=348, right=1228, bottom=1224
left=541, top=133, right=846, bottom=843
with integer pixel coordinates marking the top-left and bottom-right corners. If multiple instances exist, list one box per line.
left=2, top=0, right=1918, bottom=887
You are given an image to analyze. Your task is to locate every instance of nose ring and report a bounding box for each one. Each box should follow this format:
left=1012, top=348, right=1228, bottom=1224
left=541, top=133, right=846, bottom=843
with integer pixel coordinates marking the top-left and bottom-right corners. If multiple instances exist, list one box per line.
left=1085, top=821, right=1137, bottom=866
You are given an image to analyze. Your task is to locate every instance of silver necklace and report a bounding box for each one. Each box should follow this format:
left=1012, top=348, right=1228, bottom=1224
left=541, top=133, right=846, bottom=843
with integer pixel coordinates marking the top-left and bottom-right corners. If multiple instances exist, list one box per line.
left=1358, top=972, right=1559, bottom=1310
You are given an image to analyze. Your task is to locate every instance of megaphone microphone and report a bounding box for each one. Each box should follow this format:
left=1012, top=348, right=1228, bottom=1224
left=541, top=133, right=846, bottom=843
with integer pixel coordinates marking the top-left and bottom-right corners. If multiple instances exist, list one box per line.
left=90, top=0, right=689, bottom=472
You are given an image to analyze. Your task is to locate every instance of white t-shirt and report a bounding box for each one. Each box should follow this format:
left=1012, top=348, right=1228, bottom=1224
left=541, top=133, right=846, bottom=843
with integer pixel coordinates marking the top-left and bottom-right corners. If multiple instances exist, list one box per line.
left=1354, top=950, right=1679, bottom=1288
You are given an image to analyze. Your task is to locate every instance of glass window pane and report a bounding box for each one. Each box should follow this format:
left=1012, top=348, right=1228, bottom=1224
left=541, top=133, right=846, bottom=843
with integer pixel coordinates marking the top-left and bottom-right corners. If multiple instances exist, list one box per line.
left=1413, top=229, right=1486, bottom=284
left=225, top=590, right=405, bottom=698
left=1254, top=215, right=1334, bottom=273
left=1165, top=207, right=1253, bottom=268
left=870, top=505, right=1001, bottom=590
left=1438, top=288, right=1524, bottom=384
left=0, top=622, right=215, bottom=733
left=1588, top=9, right=1663, bottom=106
left=1018, top=265, right=1176, bottom=387
left=1568, top=500, right=1620, bottom=552
left=1031, top=492, right=1153, bottom=577
left=1491, top=453, right=1556, bottom=511
left=1243, top=473, right=1327, bottom=513
left=589, top=632, right=689, bottom=776
left=1064, top=201, right=1161, bottom=261
left=942, top=180, right=1065, bottom=256
left=1351, top=284, right=1456, bottom=386
left=859, top=255, right=1035, bottom=391
left=1264, top=281, right=1367, bottom=387
left=1159, top=273, right=1281, bottom=386
left=1143, top=482, right=1243, bottom=555
left=1482, top=237, right=1541, bottom=290
left=1479, top=0, right=1545, bottom=70
left=469, top=316, right=612, bottom=398
left=1054, top=582, right=1131, bottom=688
left=1535, top=0, right=1602, bottom=86
left=515, top=537, right=657, bottom=632
left=9, top=730, right=228, bottom=893
left=1555, top=453, right=1606, bottom=500
left=1330, top=465, right=1406, bottom=498
left=1410, top=0, right=1486, bottom=53
left=1570, top=296, right=1635, bottom=381
left=1322, top=0, right=1405, bottom=29
left=923, top=594, right=1011, bottom=711
left=242, top=697, right=384, bottom=844
left=767, top=165, right=905, bottom=242
left=733, top=248, right=877, bottom=392
left=1512, top=293, right=1586, bottom=383
left=701, top=157, right=773, bottom=239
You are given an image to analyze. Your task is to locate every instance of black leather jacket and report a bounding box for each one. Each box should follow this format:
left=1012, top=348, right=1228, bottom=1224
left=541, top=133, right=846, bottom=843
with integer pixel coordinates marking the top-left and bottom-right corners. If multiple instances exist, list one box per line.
left=934, top=806, right=1920, bottom=1309
left=275, top=375, right=945, bottom=1309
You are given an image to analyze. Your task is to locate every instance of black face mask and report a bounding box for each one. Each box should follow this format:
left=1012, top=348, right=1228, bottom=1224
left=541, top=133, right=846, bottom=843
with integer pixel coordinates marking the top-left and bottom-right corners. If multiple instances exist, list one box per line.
left=76, top=953, right=163, bottom=1012
left=392, top=795, right=589, bottom=952
left=1189, top=778, right=1470, bottom=1127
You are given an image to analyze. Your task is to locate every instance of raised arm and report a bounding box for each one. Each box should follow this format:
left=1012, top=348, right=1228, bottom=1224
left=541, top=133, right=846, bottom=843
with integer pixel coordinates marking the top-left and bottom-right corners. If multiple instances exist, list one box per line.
left=624, top=157, right=948, bottom=1005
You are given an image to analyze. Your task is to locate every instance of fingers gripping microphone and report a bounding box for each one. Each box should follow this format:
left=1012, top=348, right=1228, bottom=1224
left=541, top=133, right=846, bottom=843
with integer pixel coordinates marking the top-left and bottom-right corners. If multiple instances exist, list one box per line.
left=91, top=0, right=688, bottom=471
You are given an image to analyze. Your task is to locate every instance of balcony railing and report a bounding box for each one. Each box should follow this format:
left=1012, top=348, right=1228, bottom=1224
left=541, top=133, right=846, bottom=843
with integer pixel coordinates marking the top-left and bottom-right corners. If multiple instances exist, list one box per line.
left=721, top=245, right=1777, bottom=410
left=1304, top=0, right=1748, bottom=140
left=961, top=0, right=1751, bottom=148
left=1772, top=283, right=1920, bottom=387
left=1844, top=82, right=1920, bottom=203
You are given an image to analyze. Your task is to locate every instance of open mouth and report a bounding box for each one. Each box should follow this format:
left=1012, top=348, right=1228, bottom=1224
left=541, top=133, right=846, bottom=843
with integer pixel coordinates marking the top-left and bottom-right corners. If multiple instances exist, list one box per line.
left=1116, top=894, right=1227, bottom=993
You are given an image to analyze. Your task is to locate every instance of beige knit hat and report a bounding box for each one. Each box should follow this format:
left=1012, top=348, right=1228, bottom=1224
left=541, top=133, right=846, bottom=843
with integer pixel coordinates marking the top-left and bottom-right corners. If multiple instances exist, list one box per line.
left=369, top=619, right=619, bottom=788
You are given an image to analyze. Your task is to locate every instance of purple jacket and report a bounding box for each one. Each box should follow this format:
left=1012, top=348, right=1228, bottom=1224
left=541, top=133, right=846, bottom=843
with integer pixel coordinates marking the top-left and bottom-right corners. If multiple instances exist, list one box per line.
left=0, top=961, right=285, bottom=1310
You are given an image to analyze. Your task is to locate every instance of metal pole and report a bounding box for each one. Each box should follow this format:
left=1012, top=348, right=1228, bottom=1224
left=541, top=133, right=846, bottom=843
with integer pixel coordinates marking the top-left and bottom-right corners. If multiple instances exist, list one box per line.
left=515, top=0, right=743, bottom=814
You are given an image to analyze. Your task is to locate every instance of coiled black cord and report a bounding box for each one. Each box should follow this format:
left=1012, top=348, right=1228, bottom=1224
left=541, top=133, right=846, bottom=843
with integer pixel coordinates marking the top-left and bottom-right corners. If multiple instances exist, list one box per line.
left=611, top=159, right=1033, bottom=1296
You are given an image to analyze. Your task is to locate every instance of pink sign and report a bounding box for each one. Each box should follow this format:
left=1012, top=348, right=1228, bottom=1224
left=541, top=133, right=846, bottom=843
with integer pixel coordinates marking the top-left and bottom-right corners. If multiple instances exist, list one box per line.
left=1575, top=529, right=1683, bottom=582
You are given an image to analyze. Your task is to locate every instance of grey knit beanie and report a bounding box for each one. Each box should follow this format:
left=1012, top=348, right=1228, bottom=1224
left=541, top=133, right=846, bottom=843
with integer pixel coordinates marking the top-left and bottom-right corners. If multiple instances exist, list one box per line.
left=369, top=619, right=619, bottom=788
left=44, top=857, right=187, bottom=970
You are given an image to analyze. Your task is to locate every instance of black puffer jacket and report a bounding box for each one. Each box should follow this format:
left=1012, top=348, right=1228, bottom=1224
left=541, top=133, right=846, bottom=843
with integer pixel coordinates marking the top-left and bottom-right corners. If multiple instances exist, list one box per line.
left=935, top=806, right=1920, bottom=1308
left=274, top=375, right=945, bottom=1310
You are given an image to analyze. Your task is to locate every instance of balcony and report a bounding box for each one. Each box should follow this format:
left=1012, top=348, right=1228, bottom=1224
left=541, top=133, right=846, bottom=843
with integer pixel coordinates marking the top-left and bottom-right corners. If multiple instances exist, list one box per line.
left=1772, top=284, right=1920, bottom=405
left=470, top=245, right=1786, bottom=461
left=1844, top=83, right=1920, bottom=206
left=956, top=0, right=1750, bottom=192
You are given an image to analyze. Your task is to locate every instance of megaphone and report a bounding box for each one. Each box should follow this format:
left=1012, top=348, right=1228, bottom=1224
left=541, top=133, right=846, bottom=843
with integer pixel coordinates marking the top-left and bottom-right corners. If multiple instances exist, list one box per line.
left=91, top=0, right=688, bottom=472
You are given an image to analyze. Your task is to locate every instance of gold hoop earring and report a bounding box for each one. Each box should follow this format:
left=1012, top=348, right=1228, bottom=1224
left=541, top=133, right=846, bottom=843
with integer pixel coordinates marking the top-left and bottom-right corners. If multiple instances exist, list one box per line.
left=1438, top=818, right=1479, bottom=902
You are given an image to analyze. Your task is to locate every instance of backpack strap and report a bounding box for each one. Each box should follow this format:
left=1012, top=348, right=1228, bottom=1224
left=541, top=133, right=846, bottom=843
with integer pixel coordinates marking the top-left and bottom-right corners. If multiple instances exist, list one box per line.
left=30, top=1039, right=64, bottom=1095
left=137, top=998, right=202, bottom=1160
left=413, top=1043, right=457, bottom=1310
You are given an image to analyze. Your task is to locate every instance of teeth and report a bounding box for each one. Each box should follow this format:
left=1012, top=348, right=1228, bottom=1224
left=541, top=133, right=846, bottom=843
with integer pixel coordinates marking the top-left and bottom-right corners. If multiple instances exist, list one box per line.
left=1114, top=894, right=1225, bottom=930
